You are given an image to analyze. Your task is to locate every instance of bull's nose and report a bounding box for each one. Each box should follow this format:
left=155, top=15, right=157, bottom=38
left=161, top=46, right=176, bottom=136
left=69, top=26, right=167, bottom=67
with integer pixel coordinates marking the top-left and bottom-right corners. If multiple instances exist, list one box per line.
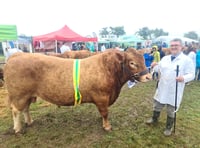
left=146, top=74, right=152, bottom=80
left=139, top=74, right=152, bottom=82
left=146, top=76, right=151, bottom=80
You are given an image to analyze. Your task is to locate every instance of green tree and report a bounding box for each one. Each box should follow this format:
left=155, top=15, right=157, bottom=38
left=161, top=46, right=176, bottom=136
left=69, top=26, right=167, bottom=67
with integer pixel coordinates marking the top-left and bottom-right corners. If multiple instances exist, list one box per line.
left=152, top=28, right=169, bottom=38
left=135, top=27, right=169, bottom=39
left=184, top=31, right=198, bottom=40
left=135, top=27, right=152, bottom=40
left=110, top=26, right=126, bottom=37
left=99, top=27, right=109, bottom=38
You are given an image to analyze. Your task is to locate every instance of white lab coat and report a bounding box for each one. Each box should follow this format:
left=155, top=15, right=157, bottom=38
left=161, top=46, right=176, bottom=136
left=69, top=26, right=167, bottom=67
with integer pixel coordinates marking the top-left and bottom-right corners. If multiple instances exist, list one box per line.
left=154, top=52, right=195, bottom=109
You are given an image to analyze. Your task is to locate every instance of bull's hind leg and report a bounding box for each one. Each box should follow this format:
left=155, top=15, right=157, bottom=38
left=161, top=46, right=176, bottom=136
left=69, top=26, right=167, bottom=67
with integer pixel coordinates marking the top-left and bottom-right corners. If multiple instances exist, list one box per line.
left=10, top=96, right=33, bottom=133
left=11, top=104, right=22, bottom=133
left=23, top=98, right=34, bottom=126
left=96, top=102, right=112, bottom=131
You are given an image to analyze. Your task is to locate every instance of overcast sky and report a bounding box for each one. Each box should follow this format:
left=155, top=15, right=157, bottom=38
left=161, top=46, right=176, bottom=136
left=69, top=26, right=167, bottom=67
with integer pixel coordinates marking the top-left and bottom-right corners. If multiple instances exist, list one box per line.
left=0, top=0, right=199, bottom=37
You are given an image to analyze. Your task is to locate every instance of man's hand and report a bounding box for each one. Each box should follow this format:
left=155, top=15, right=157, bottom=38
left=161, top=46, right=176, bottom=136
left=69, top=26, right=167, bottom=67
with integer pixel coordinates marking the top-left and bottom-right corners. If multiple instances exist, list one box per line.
left=176, top=76, right=184, bottom=82
left=151, top=62, right=158, bottom=68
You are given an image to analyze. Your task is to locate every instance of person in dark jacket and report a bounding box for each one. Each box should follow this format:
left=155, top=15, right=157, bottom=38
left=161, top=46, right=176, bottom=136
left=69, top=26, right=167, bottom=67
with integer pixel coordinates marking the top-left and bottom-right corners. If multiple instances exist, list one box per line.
left=158, top=46, right=165, bottom=59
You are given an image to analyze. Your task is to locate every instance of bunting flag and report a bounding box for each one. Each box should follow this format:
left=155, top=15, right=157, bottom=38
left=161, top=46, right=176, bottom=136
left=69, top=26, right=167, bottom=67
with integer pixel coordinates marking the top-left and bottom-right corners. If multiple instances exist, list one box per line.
left=73, top=59, right=82, bottom=105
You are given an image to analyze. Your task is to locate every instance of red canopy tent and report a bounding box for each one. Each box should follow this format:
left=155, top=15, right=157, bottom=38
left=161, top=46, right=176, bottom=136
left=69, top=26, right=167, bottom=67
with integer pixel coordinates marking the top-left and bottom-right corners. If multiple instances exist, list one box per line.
left=33, top=25, right=97, bottom=42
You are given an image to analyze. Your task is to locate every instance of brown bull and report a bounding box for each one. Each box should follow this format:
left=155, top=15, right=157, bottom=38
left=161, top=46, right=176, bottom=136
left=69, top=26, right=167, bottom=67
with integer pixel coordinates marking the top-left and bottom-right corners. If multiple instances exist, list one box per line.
left=48, top=50, right=97, bottom=59
left=4, top=49, right=151, bottom=133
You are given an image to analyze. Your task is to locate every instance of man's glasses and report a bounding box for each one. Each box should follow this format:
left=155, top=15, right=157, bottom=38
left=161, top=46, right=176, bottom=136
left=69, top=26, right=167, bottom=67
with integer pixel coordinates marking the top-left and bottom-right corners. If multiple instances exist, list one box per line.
left=170, top=44, right=180, bottom=47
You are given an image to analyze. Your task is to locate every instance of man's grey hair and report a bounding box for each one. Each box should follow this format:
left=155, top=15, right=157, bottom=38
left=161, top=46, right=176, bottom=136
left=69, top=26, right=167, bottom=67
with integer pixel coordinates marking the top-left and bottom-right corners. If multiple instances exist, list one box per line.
left=170, top=38, right=183, bottom=45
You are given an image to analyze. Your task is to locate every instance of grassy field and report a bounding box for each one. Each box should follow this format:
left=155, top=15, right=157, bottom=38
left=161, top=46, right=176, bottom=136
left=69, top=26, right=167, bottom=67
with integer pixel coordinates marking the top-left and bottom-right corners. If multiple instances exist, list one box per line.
left=0, top=55, right=5, bottom=62
left=0, top=81, right=200, bottom=148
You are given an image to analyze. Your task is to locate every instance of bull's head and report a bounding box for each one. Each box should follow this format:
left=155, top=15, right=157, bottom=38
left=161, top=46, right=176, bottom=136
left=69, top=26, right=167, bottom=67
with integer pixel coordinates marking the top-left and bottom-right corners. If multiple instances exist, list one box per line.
left=123, top=48, right=151, bottom=82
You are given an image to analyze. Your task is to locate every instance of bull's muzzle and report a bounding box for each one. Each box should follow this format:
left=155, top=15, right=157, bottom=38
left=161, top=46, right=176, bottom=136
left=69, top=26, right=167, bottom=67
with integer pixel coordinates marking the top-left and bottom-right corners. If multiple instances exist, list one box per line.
left=132, top=69, right=151, bottom=82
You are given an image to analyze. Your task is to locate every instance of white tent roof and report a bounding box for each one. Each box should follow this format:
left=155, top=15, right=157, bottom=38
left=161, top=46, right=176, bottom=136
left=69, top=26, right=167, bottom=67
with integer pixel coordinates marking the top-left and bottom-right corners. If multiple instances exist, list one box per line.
left=153, top=36, right=198, bottom=44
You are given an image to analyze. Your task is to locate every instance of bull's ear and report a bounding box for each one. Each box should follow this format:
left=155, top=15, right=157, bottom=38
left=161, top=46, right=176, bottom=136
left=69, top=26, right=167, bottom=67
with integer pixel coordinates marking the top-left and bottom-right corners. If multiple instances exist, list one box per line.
left=137, top=49, right=145, bottom=55
left=129, top=61, right=137, bottom=69
left=126, top=47, right=137, bottom=53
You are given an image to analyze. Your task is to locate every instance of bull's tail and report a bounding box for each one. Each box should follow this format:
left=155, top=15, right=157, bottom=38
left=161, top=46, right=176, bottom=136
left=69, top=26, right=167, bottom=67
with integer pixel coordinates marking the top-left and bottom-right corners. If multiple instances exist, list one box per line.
left=0, top=67, right=3, bottom=79
left=0, top=67, right=4, bottom=87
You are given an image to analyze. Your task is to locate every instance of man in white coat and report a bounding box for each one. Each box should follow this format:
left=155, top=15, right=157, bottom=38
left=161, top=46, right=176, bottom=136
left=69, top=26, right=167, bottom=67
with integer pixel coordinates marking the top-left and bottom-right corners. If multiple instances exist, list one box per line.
left=146, top=38, right=195, bottom=136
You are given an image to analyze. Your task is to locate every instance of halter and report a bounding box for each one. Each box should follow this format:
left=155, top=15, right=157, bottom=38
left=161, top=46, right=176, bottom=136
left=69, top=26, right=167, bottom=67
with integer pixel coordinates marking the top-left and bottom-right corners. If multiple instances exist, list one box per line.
left=121, top=63, right=149, bottom=82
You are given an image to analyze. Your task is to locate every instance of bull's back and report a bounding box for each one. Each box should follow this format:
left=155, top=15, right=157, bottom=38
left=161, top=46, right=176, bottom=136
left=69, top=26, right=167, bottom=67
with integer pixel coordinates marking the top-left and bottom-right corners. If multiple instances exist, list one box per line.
left=4, top=53, right=74, bottom=102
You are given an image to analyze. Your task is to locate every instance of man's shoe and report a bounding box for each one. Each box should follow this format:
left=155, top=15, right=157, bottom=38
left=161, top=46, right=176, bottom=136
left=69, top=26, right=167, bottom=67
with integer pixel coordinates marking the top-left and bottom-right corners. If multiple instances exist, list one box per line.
left=146, top=111, right=160, bottom=125
left=163, top=116, right=174, bottom=136
left=164, top=129, right=172, bottom=136
left=146, top=117, right=157, bottom=124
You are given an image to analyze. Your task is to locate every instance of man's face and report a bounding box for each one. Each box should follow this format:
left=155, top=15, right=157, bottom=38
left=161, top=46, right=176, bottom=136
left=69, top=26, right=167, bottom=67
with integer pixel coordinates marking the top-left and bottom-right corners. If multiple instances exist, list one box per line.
left=170, top=41, right=182, bottom=55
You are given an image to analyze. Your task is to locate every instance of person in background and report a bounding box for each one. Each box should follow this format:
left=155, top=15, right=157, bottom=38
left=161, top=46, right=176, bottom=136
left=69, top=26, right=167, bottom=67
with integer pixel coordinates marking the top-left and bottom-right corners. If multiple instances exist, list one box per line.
left=101, top=44, right=106, bottom=52
left=195, top=47, right=200, bottom=80
left=5, top=47, right=23, bottom=61
left=185, top=46, right=196, bottom=85
left=115, top=45, right=121, bottom=51
left=185, top=41, right=188, bottom=47
left=151, top=45, right=160, bottom=80
left=146, top=38, right=195, bottom=136
left=152, top=45, right=160, bottom=62
left=80, top=43, right=86, bottom=50
left=158, top=46, right=165, bottom=59
left=187, top=47, right=196, bottom=68
left=23, top=45, right=28, bottom=52
left=60, top=42, right=70, bottom=53
left=143, top=49, right=154, bottom=72
left=57, top=42, right=61, bottom=53
left=162, top=42, right=167, bottom=48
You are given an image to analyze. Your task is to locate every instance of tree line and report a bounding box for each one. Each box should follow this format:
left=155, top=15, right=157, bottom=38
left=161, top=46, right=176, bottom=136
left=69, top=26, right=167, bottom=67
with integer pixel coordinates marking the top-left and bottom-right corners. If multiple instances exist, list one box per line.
left=99, top=26, right=199, bottom=41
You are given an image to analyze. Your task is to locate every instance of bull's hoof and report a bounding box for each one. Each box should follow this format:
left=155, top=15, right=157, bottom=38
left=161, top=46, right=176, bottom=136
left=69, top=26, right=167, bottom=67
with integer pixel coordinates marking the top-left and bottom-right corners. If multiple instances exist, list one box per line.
left=13, top=125, right=22, bottom=134
left=14, top=129, right=22, bottom=134
left=24, top=122, right=32, bottom=128
left=15, top=129, right=26, bottom=135
left=25, top=120, right=34, bottom=127
left=103, top=125, right=112, bottom=131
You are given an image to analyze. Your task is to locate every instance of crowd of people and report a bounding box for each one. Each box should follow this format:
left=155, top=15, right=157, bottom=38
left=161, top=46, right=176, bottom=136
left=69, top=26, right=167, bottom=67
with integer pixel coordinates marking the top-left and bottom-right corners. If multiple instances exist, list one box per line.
left=143, top=42, right=200, bottom=81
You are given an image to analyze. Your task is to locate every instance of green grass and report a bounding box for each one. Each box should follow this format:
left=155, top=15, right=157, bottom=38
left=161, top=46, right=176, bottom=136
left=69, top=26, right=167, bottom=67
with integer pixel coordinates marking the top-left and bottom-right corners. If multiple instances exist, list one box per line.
left=0, top=55, right=5, bottom=62
left=0, top=81, right=200, bottom=148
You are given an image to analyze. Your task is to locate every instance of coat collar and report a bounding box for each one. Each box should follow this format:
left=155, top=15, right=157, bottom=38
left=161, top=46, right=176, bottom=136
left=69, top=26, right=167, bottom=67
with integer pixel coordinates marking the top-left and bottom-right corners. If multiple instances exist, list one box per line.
left=170, top=52, right=184, bottom=61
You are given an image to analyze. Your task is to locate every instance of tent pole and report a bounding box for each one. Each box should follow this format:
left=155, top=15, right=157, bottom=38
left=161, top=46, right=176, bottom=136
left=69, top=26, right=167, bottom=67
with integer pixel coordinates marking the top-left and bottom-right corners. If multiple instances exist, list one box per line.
left=16, top=41, right=19, bottom=49
left=55, top=40, right=57, bottom=53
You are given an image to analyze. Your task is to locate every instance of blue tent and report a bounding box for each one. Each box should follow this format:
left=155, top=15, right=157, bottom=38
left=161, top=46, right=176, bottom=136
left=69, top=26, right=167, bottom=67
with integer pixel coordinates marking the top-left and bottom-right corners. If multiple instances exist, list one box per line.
left=17, top=36, right=32, bottom=44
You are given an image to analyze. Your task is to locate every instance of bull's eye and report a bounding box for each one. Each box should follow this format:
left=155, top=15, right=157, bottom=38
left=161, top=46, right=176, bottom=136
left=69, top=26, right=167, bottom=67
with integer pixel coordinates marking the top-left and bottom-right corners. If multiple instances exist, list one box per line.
left=130, top=62, right=135, bottom=65
left=130, top=61, right=136, bottom=65
left=129, top=61, right=137, bottom=69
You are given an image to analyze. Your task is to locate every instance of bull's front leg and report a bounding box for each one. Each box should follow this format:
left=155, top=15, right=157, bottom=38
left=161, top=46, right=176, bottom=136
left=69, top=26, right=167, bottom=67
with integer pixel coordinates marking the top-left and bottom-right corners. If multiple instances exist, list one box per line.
left=96, top=102, right=112, bottom=131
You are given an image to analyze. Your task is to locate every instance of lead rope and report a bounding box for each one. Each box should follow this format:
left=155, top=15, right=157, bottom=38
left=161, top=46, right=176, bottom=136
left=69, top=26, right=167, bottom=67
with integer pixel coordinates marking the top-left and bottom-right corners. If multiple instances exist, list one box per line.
left=73, top=59, right=82, bottom=106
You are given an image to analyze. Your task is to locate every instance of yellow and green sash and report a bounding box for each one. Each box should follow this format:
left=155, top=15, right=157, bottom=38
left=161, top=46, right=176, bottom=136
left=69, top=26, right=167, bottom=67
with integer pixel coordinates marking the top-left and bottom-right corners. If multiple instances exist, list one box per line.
left=73, top=59, right=82, bottom=105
